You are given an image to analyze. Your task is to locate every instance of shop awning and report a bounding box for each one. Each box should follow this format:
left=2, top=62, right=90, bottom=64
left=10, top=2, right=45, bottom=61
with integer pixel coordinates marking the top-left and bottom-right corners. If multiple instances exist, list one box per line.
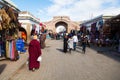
left=106, top=14, right=120, bottom=24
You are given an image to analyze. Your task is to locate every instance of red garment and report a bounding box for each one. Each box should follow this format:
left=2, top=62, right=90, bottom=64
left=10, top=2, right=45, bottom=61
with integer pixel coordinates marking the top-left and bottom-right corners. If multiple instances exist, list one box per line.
left=28, top=39, right=42, bottom=70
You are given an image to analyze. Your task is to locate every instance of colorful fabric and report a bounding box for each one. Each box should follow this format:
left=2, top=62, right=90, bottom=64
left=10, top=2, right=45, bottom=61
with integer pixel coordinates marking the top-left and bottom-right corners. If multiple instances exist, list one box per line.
left=10, top=41, right=12, bottom=59
left=16, top=38, right=24, bottom=52
left=11, top=41, right=15, bottom=60
left=6, top=41, right=9, bottom=58
left=0, top=44, right=1, bottom=57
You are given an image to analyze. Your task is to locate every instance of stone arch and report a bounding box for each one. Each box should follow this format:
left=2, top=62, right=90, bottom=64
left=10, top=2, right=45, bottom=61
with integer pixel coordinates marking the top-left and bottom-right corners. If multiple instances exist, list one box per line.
left=43, top=16, right=80, bottom=33
left=55, top=21, right=68, bottom=33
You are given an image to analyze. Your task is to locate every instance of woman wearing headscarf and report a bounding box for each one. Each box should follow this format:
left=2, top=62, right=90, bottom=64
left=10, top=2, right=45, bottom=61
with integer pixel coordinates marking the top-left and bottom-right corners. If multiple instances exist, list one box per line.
left=28, top=35, right=42, bottom=71
left=63, top=34, right=68, bottom=53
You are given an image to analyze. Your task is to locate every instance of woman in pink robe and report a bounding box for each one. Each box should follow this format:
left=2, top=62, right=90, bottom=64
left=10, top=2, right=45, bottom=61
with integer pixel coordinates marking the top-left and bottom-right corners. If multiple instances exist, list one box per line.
left=28, top=35, right=42, bottom=71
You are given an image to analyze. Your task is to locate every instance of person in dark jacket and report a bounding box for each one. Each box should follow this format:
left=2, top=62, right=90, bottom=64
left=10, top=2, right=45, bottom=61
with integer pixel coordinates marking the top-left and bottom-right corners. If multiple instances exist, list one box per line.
left=63, top=35, right=68, bottom=53
left=82, top=36, right=87, bottom=53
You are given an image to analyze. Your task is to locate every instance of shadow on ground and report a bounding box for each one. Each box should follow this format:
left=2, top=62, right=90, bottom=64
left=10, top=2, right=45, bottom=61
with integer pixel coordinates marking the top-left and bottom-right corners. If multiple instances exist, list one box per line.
left=0, top=64, right=7, bottom=74
left=89, top=45, right=120, bottom=62
left=76, top=46, right=85, bottom=54
left=56, top=47, right=84, bottom=54
left=56, top=48, right=64, bottom=53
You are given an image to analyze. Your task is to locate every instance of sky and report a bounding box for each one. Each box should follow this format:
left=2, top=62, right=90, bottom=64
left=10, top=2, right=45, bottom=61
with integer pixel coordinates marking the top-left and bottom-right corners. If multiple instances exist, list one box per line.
left=10, top=0, right=120, bottom=22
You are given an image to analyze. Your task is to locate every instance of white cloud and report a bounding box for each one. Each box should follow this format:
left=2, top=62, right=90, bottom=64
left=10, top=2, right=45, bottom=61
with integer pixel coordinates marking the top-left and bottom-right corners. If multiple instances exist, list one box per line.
left=38, top=0, right=120, bottom=22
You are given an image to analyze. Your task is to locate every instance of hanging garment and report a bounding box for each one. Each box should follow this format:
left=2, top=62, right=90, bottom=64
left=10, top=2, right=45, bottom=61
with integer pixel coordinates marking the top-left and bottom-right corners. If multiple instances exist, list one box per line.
left=14, top=41, right=19, bottom=60
left=0, top=22, right=2, bottom=30
left=11, top=40, right=15, bottom=60
left=6, top=41, right=9, bottom=58
left=0, top=43, right=1, bottom=57
left=16, top=38, right=25, bottom=52
left=10, top=41, right=12, bottom=60
left=2, top=41, right=6, bottom=57
left=9, top=40, right=15, bottom=60
left=6, top=7, right=16, bottom=22
left=0, top=8, right=11, bottom=29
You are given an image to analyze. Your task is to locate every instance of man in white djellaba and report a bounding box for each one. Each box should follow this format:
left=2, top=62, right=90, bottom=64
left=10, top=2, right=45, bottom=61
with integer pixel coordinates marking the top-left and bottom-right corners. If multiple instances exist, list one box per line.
left=68, top=36, right=74, bottom=53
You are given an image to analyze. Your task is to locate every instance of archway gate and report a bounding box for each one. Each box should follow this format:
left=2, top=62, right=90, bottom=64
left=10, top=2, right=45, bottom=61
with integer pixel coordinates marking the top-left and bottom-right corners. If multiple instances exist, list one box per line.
left=43, top=16, right=80, bottom=33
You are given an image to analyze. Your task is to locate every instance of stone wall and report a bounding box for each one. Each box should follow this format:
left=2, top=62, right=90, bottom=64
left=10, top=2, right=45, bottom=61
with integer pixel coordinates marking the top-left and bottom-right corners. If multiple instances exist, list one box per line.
left=43, top=16, right=80, bottom=33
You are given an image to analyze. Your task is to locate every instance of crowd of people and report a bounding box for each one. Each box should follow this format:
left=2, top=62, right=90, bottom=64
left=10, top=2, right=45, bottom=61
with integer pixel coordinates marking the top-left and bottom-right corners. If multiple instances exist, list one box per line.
left=25, top=30, right=120, bottom=72
left=46, top=30, right=90, bottom=54
left=27, top=29, right=120, bottom=72
left=63, top=31, right=90, bottom=54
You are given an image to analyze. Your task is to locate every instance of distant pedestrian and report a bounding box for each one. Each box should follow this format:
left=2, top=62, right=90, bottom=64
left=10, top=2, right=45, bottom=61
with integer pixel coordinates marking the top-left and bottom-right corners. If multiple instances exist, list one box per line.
left=40, top=33, right=46, bottom=49
left=68, top=36, right=74, bottom=53
left=73, top=34, right=78, bottom=50
left=82, top=36, right=87, bottom=53
left=63, top=35, right=68, bottom=53
left=28, top=35, right=42, bottom=71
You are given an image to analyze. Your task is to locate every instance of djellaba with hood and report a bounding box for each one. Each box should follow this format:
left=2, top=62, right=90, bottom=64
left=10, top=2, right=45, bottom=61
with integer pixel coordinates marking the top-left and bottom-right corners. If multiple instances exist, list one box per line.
left=28, top=35, right=42, bottom=71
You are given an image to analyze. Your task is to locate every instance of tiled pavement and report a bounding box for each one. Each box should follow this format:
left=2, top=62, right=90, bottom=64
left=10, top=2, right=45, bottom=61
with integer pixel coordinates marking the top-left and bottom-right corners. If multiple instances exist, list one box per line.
left=0, top=53, right=28, bottom=80
left=0, top=39, right=120, bottom=80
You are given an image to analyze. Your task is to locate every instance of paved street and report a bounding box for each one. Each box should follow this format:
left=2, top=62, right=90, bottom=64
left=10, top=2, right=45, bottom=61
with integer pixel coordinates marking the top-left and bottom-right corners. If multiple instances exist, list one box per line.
left=2, top=39, right=120, bottom=80
left=1, top=0, right=120, bottom=80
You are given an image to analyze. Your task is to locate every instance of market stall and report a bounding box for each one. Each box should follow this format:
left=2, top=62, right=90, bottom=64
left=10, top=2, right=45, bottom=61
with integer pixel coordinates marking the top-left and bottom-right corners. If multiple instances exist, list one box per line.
left=105, top=14, right=120, bottom=51
left=0, top=1, right=21, bottom=60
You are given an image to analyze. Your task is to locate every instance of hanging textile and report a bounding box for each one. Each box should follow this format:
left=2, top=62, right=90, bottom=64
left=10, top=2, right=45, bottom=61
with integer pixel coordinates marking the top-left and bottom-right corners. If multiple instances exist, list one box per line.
left=6, top=7, right=16, bottom=23
left=0, top=8, right=11, bottom=29
left=11, top=40, right=14, bottom=60
left=10, top=40, right=12, bottom=59
left=21, top=32, right=27, bottom=41
left=0, top=42, right=1, bottom=57
left=91, top=22, right=97, bottom=34
left=0, top=41, right=6, bottom=57
left=11, top=40, right=15, bottom=60
left=14, top=41, right=19, bottom=60
left=6, top=41, right=9, bottom=58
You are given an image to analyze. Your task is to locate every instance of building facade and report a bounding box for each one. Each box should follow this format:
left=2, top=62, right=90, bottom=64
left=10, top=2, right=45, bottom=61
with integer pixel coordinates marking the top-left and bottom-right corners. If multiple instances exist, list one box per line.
left=43, top=16, right=81, bottom=33
left=81, top=15, right=114, bottom=32
left=80, top=15, right=114, bottom=45
left=18, top=11, right=41, bottom=41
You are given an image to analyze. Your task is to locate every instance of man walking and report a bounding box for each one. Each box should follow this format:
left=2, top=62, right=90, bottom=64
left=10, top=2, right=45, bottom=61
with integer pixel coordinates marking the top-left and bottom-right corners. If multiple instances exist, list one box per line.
left=82, top=36, right=87, bottom=53
left=73, top=34, right=78, bottom=51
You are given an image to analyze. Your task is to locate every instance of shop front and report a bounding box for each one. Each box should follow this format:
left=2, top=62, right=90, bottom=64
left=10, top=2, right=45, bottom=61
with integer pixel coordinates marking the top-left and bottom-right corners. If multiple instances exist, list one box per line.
left=81, top=15, right=113, bottom=46
left=105, top=14, right=120, bottom=52
left=0, top=0, right=21, bottom=60
left=18, top=11, right=41, bottom=42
